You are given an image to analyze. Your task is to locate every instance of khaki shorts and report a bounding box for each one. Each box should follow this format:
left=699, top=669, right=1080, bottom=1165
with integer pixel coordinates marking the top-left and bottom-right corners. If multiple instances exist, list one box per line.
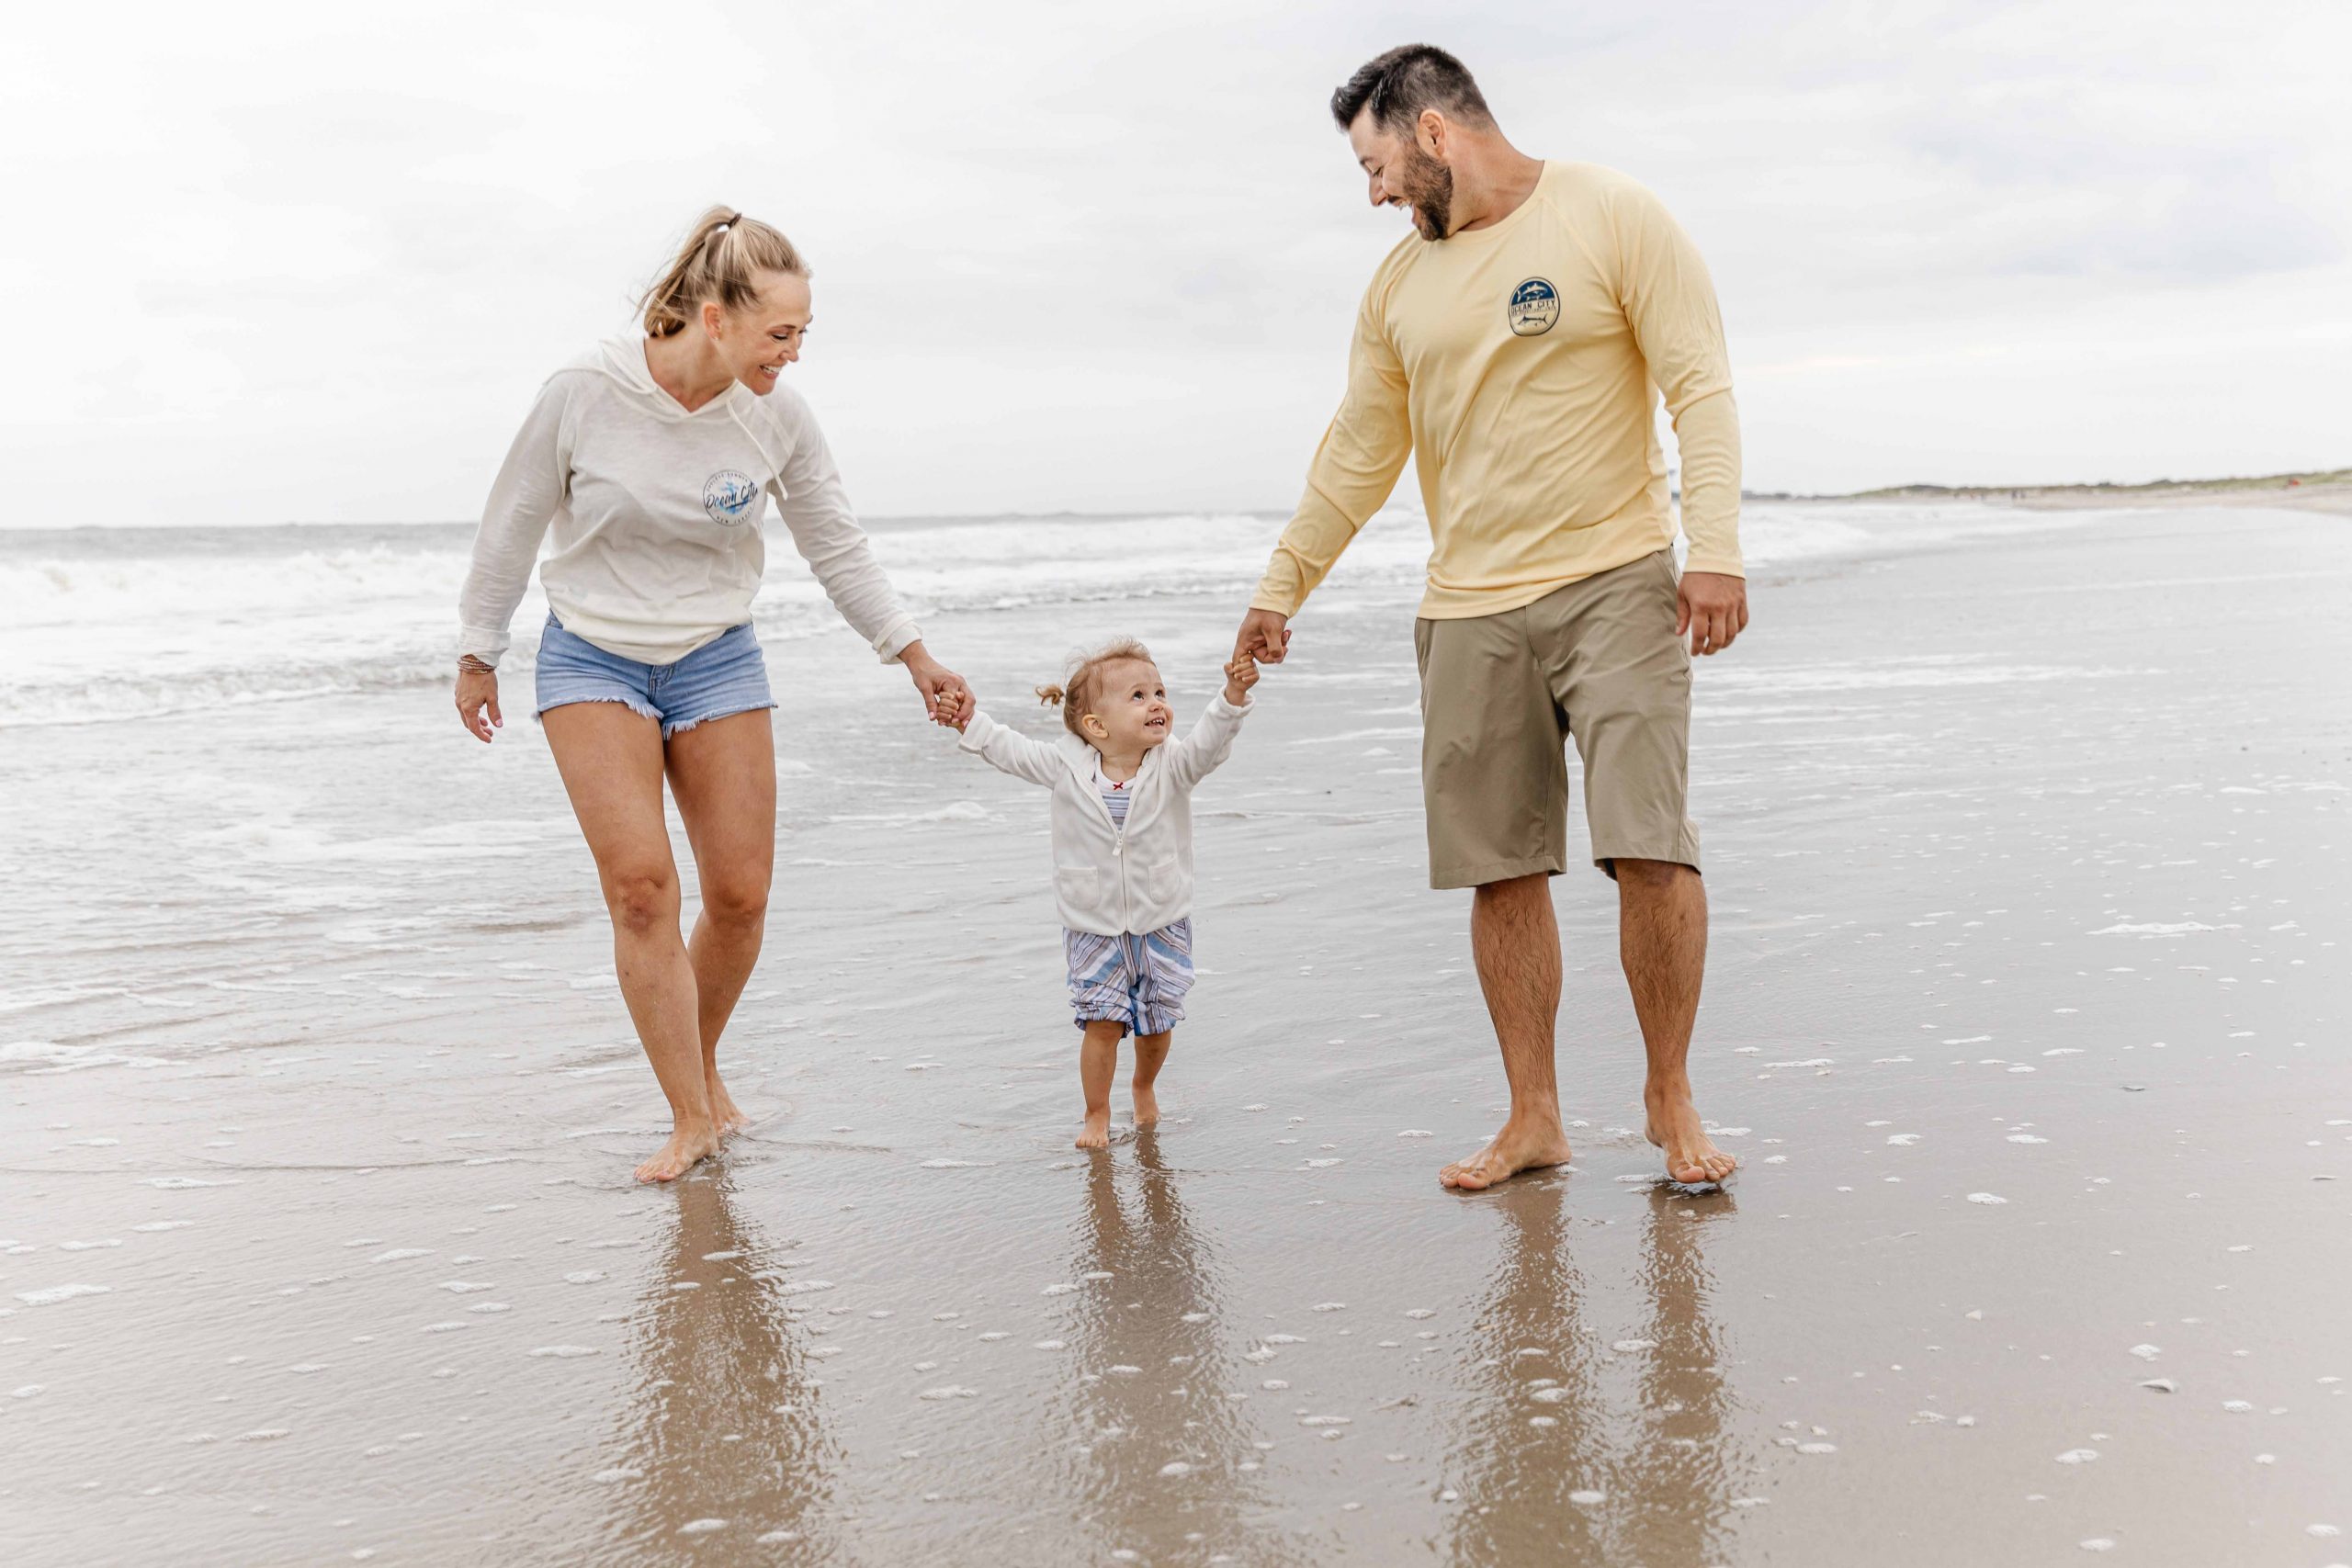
left=1414, top=548, right=1701, bottom=888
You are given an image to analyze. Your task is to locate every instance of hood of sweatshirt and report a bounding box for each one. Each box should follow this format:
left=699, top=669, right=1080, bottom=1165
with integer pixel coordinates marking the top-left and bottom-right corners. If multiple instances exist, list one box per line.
left=578, top=334, right=757, bottom=423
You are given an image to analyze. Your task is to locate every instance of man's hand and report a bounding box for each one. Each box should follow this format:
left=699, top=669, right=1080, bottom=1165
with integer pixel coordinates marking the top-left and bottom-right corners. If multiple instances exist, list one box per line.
left=900, top=640, right=974, bottom=728
left=1233, top=607, right=1293, bottom=667
left=1676, top=571, right=1748, bottom=657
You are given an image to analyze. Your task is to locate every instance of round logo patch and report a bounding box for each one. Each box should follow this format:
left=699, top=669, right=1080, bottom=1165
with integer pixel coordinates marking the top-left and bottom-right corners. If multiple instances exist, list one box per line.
left=1508, top=276, right=1561, bottom=336
left=701, top=469, right=760, bottom=527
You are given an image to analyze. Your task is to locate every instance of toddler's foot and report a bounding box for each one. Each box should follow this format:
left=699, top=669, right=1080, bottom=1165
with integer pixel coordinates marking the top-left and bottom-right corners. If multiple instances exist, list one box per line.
left=1075, top=1109, right=1112, bottom=1151
left=1131, top=1083, right=1159, bottom=1127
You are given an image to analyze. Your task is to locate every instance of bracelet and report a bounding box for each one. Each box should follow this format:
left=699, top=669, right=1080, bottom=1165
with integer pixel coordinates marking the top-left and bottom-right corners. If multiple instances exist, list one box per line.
left=458, top=655, right=496, bottom=675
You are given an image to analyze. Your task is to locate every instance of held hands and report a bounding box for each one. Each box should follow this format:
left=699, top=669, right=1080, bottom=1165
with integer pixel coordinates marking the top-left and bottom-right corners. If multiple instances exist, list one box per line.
left=1676, top=570, right=1749, bottom=657
left=902, top=641, right=974, bottom=731
left=1222, top=652, right=1261, bottom=705
left=930, top=684, right=971, bottom=731
left=1232, top=607, right=1292, bottom=667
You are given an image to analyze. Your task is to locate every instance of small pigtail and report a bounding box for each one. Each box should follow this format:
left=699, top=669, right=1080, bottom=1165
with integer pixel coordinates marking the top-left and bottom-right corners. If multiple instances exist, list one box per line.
left=1035, top=683, right=1068, bottom=707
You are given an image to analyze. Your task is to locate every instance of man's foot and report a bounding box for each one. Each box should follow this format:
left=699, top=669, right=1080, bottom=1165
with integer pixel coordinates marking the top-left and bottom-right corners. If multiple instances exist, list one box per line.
left=1075, top=1109, right=1112, bottom=1151
left=635, top=1121, right=721, bottom=1183
left=1439, top=1116, right=1574, bottom=1191
left=1645, top=1088, right=1736, bottom=1186
left=707, top=1073, right=751, bottom=1137
left=1131, top=1083, right=1159, bottom=1128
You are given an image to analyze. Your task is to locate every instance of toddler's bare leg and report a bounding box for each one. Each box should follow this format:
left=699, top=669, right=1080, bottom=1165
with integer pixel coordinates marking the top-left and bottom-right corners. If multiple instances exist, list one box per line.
left=1130, top=1031, right=1171, bottom=1126
left=1077, top=1021, right=1123, bottom=1149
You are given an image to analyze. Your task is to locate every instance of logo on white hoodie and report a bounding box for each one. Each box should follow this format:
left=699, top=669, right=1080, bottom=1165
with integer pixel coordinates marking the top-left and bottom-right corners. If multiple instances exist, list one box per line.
left=702, top=470, right=760, bottom=527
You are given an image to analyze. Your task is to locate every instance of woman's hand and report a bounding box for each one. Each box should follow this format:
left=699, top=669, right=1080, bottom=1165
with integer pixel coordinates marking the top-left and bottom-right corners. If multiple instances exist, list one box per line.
left=457, top=661, right=503, bottom=742
left=900, top=641, right=973, bottom=728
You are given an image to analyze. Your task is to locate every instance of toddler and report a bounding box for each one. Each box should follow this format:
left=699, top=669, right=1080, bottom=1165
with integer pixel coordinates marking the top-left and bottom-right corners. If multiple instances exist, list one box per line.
left=945, top=639, right=1259, bottom=1148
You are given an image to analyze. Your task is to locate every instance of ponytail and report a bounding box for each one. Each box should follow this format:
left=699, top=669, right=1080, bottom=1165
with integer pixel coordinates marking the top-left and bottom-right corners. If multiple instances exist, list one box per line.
left=639, top=206, right=809, bottom=339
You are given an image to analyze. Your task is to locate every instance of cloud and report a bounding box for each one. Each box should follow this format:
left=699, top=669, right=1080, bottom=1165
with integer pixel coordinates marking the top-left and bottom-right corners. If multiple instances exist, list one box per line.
left=0, top=0, right=2346, bottom=525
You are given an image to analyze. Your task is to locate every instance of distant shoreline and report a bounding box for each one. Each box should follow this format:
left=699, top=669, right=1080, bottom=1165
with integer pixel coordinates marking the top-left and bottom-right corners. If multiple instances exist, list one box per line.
left=1751, top=465, right=2352, bottom=518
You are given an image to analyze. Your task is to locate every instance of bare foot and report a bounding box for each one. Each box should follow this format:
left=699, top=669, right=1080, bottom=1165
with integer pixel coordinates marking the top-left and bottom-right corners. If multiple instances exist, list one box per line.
left=707, top=1073, right=751, bottom=1138
left=1645, top=1088, right=1736, bottom=1186
left=1131, top=1083, right=1159, bottom=1128
left=635, top=1121, right=720, bottom=1183
left=1439, top=1116, right=1574, bottom=1191
left=1075, top=1109, right=1112, bottom=1151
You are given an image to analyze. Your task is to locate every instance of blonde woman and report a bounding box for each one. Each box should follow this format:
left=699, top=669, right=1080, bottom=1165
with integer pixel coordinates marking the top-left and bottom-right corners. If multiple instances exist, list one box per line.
left=456, top=207, right=970, bottom=1182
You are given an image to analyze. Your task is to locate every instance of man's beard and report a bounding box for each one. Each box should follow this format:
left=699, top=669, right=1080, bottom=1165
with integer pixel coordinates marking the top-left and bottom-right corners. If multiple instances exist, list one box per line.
left=1397, top=143, right=1453, bottom=240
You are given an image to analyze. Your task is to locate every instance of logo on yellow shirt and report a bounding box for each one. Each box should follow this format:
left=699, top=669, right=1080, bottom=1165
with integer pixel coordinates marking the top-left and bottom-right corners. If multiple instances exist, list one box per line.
left=1508, top=277, right=1560, bottom=337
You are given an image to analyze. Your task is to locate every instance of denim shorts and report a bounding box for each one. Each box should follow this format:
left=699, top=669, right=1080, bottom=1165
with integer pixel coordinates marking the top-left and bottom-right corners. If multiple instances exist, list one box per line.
left=534, top=614, right=777, bottom=739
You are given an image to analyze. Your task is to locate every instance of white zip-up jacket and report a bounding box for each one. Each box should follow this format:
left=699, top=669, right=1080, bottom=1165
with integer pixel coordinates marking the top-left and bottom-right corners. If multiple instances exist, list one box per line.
left=457, top=335, right=921, bottom=668
left=958, top=693, right=1253, bottom=936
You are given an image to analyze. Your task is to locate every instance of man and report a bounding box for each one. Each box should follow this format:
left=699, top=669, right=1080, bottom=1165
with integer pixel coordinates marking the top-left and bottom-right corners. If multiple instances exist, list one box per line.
left=1233, top=44, right=1747, bottom=1190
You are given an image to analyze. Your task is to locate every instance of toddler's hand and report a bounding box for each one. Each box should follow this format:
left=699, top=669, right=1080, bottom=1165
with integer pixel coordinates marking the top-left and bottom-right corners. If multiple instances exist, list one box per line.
left=1222, top=654, right=1261, bottom=705
left=932, top=687, right=970, bottom=731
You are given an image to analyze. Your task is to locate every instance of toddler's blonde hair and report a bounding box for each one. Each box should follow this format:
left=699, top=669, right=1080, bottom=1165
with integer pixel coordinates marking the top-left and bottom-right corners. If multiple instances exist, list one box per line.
left=1036, top=637, right=1156, bottom=738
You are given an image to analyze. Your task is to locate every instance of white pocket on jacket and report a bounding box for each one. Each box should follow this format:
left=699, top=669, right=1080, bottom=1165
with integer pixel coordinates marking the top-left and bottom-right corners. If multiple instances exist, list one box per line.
left=1056, top=864, right=1102, bottom=903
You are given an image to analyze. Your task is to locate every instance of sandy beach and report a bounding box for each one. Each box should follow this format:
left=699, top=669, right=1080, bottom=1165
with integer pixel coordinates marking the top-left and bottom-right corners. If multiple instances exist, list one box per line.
left=3, top=500, right=2347, bottom=1565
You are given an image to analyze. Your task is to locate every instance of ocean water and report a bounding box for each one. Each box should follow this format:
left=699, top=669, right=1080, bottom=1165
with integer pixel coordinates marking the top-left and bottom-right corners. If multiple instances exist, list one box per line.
left=4, top=499, right=2346, bottom=1563
left=0, top=501, right=1978, bottom=731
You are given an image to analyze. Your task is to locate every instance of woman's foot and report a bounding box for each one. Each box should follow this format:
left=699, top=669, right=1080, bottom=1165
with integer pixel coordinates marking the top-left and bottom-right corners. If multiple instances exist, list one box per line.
left=707, top=1072, right=751, bottom=1137
left=1075, top=1108, right=1112, bottom=1150
left=1131, top=1083, right=1159, bottom=1127
left=635, top=1119, right=721, bottom=1183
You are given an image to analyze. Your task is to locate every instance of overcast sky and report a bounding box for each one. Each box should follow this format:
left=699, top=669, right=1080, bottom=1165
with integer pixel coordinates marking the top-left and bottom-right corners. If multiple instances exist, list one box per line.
left=5, top=0, right=2346, bottom=527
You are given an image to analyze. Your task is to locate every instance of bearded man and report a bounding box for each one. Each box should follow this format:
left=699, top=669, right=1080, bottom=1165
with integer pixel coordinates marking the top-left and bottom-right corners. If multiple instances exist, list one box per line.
left=1233, top=44, right=1748, bottom=1190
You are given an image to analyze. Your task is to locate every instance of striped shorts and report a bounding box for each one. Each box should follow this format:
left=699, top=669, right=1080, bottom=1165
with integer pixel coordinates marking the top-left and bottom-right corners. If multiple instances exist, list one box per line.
left=1064, top=919, right=1194, bottom=1036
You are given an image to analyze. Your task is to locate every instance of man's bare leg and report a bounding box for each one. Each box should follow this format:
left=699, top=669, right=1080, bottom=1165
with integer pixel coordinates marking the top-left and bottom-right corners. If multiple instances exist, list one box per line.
left=1442, top=873, right=1576, bottom=1190
left=1130, top=1030, right=1171, bottom=1127
left=1077, top=1021, right=1123, bottom=1150
left=1618, top=858, right=1735, bottom=1185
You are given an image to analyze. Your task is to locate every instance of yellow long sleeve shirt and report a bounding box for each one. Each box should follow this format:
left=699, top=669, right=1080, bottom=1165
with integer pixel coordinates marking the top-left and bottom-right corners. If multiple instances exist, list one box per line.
left=1252, top=161, right=1743, bottom=622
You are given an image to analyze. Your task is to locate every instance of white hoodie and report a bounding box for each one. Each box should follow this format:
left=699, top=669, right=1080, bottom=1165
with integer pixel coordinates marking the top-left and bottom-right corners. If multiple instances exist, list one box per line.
left=958, top=694, right=1252, bottom=937
left=457, top=336, right=921, bottom=668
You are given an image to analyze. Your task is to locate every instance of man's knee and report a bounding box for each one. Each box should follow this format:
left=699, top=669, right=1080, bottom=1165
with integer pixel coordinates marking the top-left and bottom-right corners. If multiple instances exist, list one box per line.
left=1473, top=871, right=1553, bottom=907
left=1611, top=857, right=1693, bottom=893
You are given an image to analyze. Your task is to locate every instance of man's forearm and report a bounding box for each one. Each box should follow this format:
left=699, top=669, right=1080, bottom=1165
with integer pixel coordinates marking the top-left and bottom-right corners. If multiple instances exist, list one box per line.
left=1674, top=389, right=1744, bottom=577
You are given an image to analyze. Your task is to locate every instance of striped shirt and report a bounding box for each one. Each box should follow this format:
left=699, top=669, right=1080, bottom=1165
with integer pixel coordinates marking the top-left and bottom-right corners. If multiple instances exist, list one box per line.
left=1095, top=763, right=1132, bottom=829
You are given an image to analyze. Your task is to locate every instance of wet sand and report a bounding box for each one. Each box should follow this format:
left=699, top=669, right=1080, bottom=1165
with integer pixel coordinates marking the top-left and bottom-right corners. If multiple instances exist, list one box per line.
left=4, top=504, right=2347, bottom=1565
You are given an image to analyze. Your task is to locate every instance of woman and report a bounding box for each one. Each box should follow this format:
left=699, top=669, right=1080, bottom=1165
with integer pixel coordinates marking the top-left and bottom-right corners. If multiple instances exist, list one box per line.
left=454, top=207, right=970, bottom=1183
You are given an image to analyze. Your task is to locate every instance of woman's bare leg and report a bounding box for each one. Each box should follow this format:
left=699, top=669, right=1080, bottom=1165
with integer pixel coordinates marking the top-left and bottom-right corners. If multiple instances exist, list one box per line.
left=665, top=710, right=777, bottom=1135
left=543, top=702, right=717, bottom=1182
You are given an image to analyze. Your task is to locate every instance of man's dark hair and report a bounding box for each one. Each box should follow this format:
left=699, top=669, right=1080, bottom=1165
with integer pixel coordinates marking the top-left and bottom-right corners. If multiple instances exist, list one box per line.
left=1330, top=44, right=1494, bottom=135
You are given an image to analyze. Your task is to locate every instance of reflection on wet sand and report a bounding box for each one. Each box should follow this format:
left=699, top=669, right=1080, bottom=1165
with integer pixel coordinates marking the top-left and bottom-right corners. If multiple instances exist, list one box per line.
left=1053, top=1133, right=1311, bottom=1566
left=606, top=1170, right=853, bottom=1564
left=1447, top=1180, right=1749, bottom=1568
